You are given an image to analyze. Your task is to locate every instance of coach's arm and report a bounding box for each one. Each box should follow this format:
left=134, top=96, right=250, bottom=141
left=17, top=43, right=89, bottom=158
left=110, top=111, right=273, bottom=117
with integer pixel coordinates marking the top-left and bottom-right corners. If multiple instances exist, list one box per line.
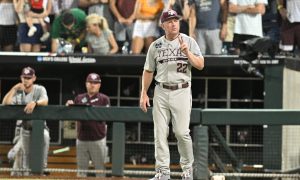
left=2, top=83, right=23, bottom=105
left=140, top=70, right=153, bottom=113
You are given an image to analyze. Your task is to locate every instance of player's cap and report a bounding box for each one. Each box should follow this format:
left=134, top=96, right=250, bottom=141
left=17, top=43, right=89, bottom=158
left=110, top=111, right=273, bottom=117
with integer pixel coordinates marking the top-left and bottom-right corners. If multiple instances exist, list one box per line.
left=86, top=73, right=101, bottom=83
left=21, top=67, right=35, bottom=78
left=160, top=9, right=181, bottom=23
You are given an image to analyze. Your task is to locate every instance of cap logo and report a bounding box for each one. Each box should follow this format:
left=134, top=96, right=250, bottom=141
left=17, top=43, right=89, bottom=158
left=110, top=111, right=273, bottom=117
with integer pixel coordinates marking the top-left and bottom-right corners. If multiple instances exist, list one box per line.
left=168, top=10, right=175, bottom=15
left=24, top=69, right=30, bottom=75
left=161, top=9, right=179, bottom=23
left=91, top=74, right=98, bottom=80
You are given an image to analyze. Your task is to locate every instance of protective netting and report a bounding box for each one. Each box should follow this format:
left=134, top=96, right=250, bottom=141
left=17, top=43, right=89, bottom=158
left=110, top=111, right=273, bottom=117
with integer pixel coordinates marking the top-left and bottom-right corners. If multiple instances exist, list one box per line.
left=2, top=168, right=300, bottom=179
left=0, top=168, right=182, bottom=177
left=211, top=172, right=300, bottom=179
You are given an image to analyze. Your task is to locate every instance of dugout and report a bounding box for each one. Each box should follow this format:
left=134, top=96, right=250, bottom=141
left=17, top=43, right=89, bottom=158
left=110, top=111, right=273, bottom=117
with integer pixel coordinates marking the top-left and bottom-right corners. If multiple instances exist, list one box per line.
left=0, top=52, right=298, bottom=179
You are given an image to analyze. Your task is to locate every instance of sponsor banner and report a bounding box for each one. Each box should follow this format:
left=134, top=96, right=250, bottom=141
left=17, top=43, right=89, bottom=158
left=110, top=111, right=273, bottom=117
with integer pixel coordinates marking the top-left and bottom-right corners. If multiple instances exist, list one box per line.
left=37, top=56, right=96, bottom=64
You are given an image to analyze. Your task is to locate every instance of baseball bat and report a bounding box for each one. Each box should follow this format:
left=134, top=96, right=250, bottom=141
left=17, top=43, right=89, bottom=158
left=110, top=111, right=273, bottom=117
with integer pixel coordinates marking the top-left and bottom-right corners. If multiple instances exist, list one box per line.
left=49, top=146, right=70, bottom=155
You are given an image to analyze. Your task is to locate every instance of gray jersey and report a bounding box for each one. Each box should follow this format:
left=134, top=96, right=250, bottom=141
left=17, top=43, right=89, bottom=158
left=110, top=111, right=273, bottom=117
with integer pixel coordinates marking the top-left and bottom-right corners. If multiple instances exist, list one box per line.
left=144, top=33, right=202, bottom=84
left=12, top=84, right=48, bottom=105
left=12, top=84, right=48, bottom=128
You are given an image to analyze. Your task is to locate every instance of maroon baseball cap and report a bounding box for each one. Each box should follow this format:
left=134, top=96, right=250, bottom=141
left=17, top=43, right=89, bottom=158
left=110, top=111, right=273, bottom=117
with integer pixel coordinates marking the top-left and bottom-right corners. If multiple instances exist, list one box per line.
left=160, top=9, right=181, bottom=23
left=21, top=67, right=35, bottom=77
left=86, top=73, right=101, bottom=83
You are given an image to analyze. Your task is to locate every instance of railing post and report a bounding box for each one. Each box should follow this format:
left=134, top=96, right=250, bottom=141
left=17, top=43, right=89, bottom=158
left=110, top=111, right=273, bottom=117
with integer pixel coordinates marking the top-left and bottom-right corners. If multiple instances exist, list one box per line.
left=193, top=125, right=209, bottom=180
left=263, top=65, right=283, bottom=170
left=30, top=120, right=44, bottom=174
left=112, top=122, right=125, bottom=176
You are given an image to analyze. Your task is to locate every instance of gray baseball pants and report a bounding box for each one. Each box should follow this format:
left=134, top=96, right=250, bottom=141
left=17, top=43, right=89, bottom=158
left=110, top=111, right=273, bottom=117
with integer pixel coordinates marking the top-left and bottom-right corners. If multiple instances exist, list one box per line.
left=76, top=138, right=107, bottom=177
left=11, top=128, right=50, bottom=176
left=153, top=85, right=194, bottom=174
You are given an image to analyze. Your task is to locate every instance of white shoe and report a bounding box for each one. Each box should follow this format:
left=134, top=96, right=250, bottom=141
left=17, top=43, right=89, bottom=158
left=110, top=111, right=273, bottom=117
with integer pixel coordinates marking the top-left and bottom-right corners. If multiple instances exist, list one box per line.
left=182, top=169, right=193, bottom=180
left=149, top=171, right=170, bottom=180
left=28, top=26, right=37, bottom=37
left=40, top=32, right=50, bottom=42
left=7, top=148, right=17, bottom=160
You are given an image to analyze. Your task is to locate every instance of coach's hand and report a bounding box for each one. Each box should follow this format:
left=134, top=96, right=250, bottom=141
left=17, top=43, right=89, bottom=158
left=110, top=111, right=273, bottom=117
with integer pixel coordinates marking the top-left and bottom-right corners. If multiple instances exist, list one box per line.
left=13, top=83, right=25, bottom=92
left=140, top=92, right=150, bottom=113
left=65, top=100, right=74, bottom=106
left=24, top=101, right=37, bottom=114
left=179, top=35, right=189, bottom=56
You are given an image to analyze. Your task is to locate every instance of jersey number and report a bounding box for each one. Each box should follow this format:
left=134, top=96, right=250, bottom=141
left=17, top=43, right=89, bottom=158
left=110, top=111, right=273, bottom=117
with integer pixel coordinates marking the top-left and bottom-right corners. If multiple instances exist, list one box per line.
left=177, top=63, right=187, bottom=73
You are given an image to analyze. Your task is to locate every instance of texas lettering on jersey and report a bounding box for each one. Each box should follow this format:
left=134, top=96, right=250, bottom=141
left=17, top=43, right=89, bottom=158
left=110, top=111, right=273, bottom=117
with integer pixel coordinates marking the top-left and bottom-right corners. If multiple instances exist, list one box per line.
left=156, top=48, right=188, bottom=64
left=154, top=44, right=190, bottom=76
left=145, top=33, right=201, bottom=84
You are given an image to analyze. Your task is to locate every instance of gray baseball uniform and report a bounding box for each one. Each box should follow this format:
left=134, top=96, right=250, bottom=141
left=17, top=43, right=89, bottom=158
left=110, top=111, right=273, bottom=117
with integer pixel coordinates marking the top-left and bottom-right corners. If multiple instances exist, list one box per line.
left=144, top=33, right=202, bottom=174
left=11, top=84, right=49, bottom=175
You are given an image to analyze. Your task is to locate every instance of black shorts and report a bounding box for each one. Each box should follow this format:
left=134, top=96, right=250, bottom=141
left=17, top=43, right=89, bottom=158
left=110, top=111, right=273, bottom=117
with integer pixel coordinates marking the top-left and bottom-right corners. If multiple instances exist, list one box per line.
left=0, top=25, right=17, bottom=46
left=233, top=34, right=259, bottom=49
left=280, top=20, right=300, bottom=50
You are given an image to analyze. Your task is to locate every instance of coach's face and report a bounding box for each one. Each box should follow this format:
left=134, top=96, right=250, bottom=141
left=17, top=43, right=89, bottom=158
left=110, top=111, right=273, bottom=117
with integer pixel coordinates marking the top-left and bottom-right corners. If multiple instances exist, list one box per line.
left=86, top=81, right=101, bottom=96
left=21, top=75, right=36, bottom=89
left=162, top=18, right=180, bottom=36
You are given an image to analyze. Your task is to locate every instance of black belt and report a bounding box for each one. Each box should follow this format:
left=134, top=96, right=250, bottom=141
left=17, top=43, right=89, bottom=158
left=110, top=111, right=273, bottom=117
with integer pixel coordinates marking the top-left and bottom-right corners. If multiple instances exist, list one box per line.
left=162, top=82, right=189, bottom=90
left=22, top=125, right=32, bottom=131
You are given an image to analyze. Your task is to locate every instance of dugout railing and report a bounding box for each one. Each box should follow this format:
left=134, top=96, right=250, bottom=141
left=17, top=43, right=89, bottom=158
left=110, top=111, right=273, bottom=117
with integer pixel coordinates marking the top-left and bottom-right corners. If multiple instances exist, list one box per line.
left=1, top=106, right=300, bottom=179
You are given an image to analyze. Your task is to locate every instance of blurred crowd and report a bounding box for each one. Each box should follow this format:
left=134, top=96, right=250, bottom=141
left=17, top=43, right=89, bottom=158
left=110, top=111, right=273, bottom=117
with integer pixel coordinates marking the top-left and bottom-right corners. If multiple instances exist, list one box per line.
left=0, top=0, right=299, bottom=56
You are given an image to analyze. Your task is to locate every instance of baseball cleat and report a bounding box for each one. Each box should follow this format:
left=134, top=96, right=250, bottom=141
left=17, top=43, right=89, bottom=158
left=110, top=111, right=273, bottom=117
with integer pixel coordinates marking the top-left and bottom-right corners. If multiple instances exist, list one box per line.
left=181, top=169, right=193, bottom=180
left=149, top=171, right=170, bottom=180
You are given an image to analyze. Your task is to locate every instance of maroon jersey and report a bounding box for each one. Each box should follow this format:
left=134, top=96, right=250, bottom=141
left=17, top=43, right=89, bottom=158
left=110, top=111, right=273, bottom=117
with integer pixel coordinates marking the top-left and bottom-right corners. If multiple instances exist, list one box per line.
left=74, top=93, right=110, bottom=141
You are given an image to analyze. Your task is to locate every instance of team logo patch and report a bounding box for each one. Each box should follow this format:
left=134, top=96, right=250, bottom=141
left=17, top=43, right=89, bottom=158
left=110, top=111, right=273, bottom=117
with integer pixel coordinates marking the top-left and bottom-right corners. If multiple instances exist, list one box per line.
left=155, top=42, right=162, bottom=49
left=81, top=97, right=88, bottom=104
